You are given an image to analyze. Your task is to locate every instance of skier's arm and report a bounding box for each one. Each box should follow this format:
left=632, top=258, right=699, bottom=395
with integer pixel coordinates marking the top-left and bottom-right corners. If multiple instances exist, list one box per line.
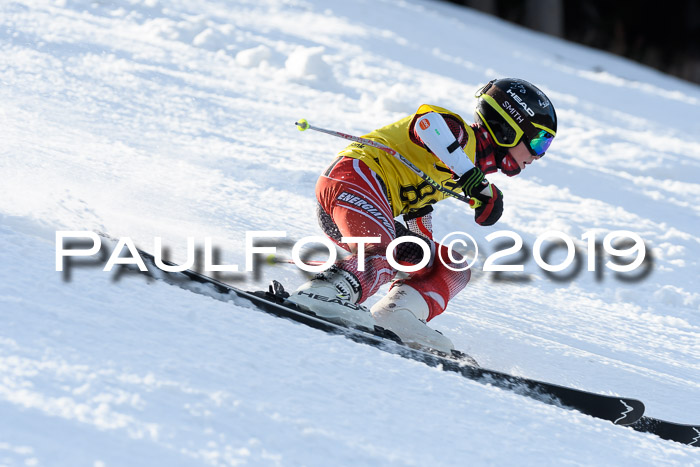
left=414, top=112, right=503, bottom=226
left=414, top=112, right=474, bottom=175
left=414, top=111, right=492, bottom=199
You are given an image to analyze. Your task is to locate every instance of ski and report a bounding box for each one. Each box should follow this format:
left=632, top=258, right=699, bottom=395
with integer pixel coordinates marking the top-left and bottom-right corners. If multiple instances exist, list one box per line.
left=630, top=417, right=700, bottom=447
left=128, top=249, right=645, bottom=427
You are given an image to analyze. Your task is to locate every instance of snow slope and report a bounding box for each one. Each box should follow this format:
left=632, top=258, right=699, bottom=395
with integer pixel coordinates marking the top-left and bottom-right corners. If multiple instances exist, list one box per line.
left=1, top=0, right=699, bottom=465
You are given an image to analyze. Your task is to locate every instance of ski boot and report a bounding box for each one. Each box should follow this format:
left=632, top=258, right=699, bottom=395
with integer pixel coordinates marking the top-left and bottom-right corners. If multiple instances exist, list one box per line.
left=286, top=266, right=376, bottom=330
left=370, top=283, right=454, bottom=354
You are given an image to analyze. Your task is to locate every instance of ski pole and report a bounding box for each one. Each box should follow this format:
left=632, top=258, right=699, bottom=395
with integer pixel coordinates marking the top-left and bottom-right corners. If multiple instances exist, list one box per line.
left=295, top=119, right=482, bottom=209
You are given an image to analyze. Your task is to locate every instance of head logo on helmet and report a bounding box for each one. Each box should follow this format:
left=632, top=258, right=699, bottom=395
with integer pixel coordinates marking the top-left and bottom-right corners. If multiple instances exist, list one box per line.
left=505, top=88, right=535, bottom=117
left=474, top=78, right=557, bottom=158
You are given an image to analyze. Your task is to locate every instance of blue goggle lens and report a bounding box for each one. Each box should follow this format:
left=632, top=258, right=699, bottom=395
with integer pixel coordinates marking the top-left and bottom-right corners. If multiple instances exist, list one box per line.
left=528, top=130, right=554, bottom=156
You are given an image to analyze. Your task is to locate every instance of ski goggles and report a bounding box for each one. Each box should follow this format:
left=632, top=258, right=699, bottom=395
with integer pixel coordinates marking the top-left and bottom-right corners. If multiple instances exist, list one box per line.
left=526, top=129, right=555, bottom=157
left=475, top=80, right=555, bottom=157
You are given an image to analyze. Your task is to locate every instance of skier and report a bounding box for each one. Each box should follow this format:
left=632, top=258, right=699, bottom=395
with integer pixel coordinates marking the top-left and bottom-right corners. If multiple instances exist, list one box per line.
left=288, top=78, right=557, bottom=353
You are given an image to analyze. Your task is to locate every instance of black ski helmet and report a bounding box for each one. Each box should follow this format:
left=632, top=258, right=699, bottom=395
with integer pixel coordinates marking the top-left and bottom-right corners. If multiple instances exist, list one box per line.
left=474, top=78, right=557, bottom=157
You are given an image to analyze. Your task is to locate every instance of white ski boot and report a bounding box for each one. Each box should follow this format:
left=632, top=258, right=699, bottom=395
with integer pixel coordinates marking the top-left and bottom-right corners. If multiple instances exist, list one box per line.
left=286, top=267, right=376, bottom=330
left=370, top=284, right=454, bottom=354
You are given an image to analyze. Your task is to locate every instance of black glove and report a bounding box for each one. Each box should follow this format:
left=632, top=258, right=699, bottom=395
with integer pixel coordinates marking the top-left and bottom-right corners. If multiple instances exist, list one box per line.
left=457, top=167, right=503, bottom=225
left=474, top=185, right=503, bottom=226
left=456, top=167, right=489, bottom=200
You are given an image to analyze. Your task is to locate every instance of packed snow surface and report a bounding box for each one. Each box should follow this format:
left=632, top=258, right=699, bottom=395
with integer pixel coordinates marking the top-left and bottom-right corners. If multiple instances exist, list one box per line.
left=1, top=0, right=699, bottom=465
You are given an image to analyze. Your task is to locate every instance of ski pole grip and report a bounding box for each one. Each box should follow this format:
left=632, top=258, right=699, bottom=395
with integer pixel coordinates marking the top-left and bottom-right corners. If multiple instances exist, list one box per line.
left=296, top=119, right=310, bottom=131
left=468, top=197, right=483, bottom=209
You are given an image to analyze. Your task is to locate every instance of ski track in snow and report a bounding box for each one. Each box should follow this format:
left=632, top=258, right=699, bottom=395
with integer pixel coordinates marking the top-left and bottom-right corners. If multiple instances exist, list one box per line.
left=1, top=0, right=699, bottom=465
